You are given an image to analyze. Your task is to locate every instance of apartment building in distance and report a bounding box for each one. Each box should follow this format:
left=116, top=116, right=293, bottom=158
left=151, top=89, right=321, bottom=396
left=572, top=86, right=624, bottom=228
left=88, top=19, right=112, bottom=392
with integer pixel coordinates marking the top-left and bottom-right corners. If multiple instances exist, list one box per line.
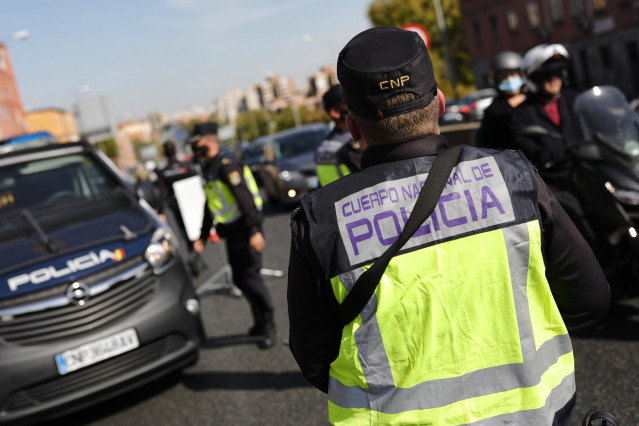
left=308, top=66, right=339, bottom=98
left=459, top=0, right=639, bottom=99
left=25, top=108, right=79, bottom=142
left=0, top=43, right=27, bottom=140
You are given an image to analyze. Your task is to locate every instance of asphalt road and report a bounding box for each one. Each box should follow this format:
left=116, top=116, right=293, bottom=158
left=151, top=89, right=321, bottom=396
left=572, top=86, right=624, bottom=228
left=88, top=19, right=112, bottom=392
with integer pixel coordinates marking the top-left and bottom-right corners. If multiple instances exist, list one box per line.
left=48, top=201, right=639, bottom=426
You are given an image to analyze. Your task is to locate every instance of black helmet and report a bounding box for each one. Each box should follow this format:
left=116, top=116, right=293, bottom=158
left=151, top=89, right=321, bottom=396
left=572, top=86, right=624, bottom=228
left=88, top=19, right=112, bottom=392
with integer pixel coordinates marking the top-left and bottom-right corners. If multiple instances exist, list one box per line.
left=322, top=84, right=344, bottom=113
left=488, top=51, right=522, bottom=86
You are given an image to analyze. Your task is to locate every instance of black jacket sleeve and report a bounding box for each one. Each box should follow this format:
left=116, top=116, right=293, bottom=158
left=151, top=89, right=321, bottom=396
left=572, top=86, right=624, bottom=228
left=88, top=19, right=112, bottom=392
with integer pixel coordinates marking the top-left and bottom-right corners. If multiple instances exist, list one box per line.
left=511, top=99, right=557, bottom=167
left=199, top=202, right=213, bottom=242
left=287, top=208, right=342, bottom=393
left=534, top=172, right=610, bottom=329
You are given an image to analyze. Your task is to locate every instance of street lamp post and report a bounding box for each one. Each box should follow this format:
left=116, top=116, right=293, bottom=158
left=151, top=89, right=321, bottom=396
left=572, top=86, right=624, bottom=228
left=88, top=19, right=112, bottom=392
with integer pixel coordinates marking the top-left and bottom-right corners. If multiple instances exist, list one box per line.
left=10, top=30, right=30, bottom=41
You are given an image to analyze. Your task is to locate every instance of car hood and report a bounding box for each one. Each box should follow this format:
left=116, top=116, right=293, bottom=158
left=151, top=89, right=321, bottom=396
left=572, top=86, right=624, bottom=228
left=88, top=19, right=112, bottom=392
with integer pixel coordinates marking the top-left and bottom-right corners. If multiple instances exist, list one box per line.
left=0, top=199, right=155, bottom=299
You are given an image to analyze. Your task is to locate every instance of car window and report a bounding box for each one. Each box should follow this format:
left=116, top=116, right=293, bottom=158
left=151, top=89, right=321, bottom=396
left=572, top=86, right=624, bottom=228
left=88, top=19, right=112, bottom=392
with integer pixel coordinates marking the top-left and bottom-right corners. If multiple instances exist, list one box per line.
left=241, top=143, right=265, bottom=161
left=0, top=153, right=119, bottom=213
left=272, top=127, right=329, bottom=159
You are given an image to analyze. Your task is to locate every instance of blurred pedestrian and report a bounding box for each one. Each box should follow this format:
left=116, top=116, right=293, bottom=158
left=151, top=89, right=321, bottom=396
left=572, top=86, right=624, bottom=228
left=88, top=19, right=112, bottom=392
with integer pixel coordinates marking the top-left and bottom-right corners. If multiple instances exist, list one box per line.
left=191, top=122, right=276, bottom=349
left=315, top=84, right=362, bottom=186
left=287, top=27, right=609, bottom=424
left=155, top=140, right=207, bottom=277
left=477, top=51, right=526, bottom=150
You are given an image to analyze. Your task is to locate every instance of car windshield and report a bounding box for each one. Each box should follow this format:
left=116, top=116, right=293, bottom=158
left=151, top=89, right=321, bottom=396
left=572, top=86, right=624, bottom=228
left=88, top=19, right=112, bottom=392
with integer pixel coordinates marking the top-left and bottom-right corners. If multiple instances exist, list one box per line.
left=272, top=127, right=329, bottom=159
left=242, top=142, right=265, bottom=162
left=0, top=153, right=120, bottom=213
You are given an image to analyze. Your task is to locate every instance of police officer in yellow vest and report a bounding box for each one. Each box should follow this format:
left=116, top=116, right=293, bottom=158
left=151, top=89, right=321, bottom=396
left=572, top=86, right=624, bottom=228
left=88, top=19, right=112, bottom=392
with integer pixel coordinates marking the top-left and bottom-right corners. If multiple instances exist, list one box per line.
left=315, top=84, right=362, bottom=187
left=191, top=122, right=276, bottom=349
left=287, top=27, right=610, bottom=424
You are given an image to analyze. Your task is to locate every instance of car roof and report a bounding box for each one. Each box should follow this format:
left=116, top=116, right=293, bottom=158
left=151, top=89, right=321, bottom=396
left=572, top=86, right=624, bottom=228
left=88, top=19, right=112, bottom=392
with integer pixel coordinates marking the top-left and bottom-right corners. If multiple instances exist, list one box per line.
left=270, top=122, right=329, bottom=139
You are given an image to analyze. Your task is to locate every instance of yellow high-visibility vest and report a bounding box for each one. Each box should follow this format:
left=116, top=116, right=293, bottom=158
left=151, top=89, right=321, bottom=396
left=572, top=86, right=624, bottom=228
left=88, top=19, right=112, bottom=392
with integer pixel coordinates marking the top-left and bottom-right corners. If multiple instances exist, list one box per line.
left=204, top=165, right=262, bottom=224
left=302, top=147, right=575, bottom=425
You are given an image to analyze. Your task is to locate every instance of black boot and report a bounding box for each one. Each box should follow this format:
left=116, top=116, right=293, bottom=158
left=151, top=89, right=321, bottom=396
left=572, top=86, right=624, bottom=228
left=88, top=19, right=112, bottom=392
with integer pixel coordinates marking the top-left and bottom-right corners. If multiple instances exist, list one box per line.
left=256, top=311, right=277, bottom=350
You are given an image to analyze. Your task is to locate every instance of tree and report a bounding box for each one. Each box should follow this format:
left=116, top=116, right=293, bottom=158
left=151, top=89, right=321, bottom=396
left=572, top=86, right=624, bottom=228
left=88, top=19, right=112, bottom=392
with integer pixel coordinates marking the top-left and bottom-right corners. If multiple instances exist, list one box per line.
left=368, top=0, right=476, bottom=99
left=95, top=137, right=119, bottom=159
left=235, top=105, right=330, bottom=142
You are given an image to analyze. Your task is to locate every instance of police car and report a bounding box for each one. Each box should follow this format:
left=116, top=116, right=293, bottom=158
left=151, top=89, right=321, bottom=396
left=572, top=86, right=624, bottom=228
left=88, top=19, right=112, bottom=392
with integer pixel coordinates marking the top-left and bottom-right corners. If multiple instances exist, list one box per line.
left=0, top=138, right=204, bottom=423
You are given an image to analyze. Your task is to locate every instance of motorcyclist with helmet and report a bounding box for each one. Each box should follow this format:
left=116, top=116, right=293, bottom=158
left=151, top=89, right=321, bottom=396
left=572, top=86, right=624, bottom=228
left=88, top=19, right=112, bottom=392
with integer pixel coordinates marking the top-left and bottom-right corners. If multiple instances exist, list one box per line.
left=477, top=51, right=527, bottom=150
left=511, top=43, right=584, bottom=170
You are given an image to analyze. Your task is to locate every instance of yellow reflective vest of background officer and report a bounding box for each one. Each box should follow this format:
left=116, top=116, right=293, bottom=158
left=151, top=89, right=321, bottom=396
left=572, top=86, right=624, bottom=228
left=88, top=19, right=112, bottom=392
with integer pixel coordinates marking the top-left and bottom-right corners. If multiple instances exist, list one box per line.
left=204, top=164, right=262, bottom=224
left=299, top=147, right=575, bottom=425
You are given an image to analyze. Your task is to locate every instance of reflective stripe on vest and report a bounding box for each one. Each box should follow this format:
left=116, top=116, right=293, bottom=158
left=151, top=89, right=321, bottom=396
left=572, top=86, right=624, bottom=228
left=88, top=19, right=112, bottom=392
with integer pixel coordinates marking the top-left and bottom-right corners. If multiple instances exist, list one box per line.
left=327, top=221, right=574, bottom=424
left=204, top=165, right=262, bottom=224
left=300, top=148, right=574, bottom=425
left=317, top=163, right=352, bottom=187
left=316, top=140, right=351, bottom=187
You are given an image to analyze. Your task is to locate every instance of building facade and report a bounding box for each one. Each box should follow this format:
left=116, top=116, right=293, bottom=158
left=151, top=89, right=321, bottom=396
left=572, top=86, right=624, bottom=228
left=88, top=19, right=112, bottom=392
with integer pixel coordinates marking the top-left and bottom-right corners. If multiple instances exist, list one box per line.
left=0, top=43, right=27, bottom=140
left=459, top=0, right=639, bottom=99
left=308, top=66, right=339, bottom=98
left=25, top=108, right=79, bottom=143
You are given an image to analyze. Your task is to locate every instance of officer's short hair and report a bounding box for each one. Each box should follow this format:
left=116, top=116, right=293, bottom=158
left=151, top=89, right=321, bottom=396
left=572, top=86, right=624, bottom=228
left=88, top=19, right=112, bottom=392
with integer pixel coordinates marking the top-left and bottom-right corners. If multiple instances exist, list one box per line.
left=351, top=93, right=439, bottom=146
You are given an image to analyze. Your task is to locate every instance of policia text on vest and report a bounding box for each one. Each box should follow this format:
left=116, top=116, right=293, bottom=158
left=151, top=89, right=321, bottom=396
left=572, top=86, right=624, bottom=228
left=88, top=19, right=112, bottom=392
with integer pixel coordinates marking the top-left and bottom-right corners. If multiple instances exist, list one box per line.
left=337, top=157, right=508, bottom=266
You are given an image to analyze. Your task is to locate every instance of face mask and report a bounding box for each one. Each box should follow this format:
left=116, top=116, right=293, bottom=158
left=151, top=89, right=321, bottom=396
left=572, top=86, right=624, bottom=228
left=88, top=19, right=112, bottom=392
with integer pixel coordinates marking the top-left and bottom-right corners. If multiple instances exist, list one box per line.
left=498, top=76, right=524, bottom=93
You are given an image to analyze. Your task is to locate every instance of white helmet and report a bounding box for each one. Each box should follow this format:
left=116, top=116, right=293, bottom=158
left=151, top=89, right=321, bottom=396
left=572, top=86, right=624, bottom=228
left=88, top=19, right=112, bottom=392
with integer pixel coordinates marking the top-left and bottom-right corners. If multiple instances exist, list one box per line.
left=521, top=44, right=570, bottom=93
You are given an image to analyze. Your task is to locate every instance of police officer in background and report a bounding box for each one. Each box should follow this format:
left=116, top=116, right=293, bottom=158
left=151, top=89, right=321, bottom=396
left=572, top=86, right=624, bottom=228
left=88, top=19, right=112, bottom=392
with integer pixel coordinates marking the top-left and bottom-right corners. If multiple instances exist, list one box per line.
left=155, top=141, right=206, bottom=276
left=315, top=84, right=362, bottom=186
left=477, top=51, right=526, bottom=150
left=191, top=122, right=276, bottom=349
left=287, top=27, right=609, bottom=424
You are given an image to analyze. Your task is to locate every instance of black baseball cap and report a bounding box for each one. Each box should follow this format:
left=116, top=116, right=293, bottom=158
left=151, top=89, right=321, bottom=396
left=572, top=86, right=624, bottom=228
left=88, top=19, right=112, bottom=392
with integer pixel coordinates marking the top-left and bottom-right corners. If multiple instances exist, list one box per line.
left=322, top=84, right=345, bottom=113
left=189, top=122, right=218, bottom=142
left=337, top=26, right=437, bottom=119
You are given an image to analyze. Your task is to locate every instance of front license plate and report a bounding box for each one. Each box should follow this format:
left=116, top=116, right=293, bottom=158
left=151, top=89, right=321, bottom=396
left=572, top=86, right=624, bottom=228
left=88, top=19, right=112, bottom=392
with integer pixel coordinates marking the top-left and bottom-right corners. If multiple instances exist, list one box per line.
left=55, top=328, right=139, bottom=375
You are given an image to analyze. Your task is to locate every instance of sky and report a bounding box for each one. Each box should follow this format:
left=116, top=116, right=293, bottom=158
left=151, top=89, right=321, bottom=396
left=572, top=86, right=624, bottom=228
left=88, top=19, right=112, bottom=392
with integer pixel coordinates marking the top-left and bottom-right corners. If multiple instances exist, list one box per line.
left=1, top=0, right=373, bottom=121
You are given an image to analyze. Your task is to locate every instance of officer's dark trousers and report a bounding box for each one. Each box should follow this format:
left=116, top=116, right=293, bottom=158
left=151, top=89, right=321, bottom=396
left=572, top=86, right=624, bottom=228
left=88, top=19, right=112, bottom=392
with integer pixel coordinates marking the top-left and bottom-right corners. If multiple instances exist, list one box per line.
left=223, top=225, right=274, bottom=324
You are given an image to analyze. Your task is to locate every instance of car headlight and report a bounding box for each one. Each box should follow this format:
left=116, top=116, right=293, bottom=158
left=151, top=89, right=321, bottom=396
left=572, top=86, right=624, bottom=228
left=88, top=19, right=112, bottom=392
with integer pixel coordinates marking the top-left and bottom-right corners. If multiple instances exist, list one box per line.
left=605, top=181, right=639, bottom=205
left=279, top=170, right=304, bottom=181
left=145, top=227, right=176, bottom=273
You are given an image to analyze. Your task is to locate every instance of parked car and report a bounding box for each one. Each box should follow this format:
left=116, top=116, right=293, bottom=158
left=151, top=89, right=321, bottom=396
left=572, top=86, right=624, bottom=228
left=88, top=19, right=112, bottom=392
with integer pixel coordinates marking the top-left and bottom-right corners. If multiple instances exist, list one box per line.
left=439, top=100, right=470, bottom=126
left=257, top=123, right=330, bottom=204
left=240, top=137, right=268, bottom=187
left=459, top=88, right=498, bottom=122
left=0, top=139, right=204, bottom=424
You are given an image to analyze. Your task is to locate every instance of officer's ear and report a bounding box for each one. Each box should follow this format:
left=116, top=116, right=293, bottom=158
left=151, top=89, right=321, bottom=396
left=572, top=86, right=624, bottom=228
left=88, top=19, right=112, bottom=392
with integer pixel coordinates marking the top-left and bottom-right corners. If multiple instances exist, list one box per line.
left=328, top=107, right=341, bottom=122
left=346, top=114, right=363, bottom=146
left=437, top=88, right=446, bottom=118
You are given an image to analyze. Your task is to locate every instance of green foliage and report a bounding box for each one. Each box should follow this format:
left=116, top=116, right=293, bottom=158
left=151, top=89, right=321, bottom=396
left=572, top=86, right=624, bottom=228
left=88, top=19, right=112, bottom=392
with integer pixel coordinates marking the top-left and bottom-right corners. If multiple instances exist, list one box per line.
left=235, top=105, right=330, bottom=142
left=368, top=0, right=476, bottom=99
left=131, top=140, right=157, bottom=161
left=95, top=138, right=119, bottom=159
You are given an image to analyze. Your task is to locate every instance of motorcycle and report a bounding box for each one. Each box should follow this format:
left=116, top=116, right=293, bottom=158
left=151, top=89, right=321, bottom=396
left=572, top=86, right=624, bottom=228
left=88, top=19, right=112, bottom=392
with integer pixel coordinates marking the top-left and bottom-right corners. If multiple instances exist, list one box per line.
left=523, top=85, right=639, bottom=298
